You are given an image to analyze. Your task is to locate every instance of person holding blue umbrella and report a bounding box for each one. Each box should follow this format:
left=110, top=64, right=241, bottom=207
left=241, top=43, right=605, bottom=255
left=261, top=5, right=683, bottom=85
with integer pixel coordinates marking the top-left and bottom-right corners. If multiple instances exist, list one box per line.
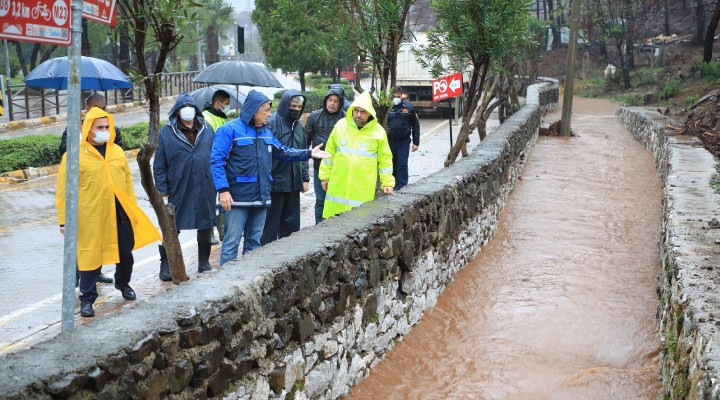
left=59, top=93, right=122, bottom=286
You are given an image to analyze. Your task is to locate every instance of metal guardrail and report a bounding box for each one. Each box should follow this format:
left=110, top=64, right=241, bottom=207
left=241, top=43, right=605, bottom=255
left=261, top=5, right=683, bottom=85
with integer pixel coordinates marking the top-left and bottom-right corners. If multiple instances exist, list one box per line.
left=3, top=71, right=205, bottom=122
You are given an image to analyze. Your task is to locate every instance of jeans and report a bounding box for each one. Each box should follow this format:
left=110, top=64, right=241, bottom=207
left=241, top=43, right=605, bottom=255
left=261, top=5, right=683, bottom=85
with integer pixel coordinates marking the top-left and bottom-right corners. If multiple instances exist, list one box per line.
left=220, top=207, right=267, bottom=265
left=389, top=137, right=411, bottom=190
left=313, top=164, right=326, bottom=223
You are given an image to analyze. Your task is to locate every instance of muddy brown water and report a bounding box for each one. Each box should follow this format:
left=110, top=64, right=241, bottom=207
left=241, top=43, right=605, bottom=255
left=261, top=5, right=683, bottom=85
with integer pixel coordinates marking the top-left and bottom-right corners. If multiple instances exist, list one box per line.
left=347, top=98, right=663, bottom=399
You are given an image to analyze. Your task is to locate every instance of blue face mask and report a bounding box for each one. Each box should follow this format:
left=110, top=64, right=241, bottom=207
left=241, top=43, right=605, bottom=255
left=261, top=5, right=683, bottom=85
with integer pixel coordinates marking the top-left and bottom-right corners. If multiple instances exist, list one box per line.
left=92, top=129, right=111, bottom=143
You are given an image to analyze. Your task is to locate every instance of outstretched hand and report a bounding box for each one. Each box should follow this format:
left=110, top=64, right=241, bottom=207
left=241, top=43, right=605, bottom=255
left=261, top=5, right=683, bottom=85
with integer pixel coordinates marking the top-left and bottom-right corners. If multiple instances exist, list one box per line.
left=311, top=143, right=331, bottom=159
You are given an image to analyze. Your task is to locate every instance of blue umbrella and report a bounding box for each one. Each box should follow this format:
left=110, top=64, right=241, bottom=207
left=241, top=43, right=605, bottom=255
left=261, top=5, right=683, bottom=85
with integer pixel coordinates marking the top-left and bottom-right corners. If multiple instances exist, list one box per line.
left=24, top=56, right=132, bottom=90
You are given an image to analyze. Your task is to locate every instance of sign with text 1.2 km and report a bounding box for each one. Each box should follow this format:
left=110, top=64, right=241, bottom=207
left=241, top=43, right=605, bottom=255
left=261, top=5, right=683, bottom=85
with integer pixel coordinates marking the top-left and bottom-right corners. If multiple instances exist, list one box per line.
left=431, top=73, right=463, bottom=102
left=0, top=0, right=70, bottom=45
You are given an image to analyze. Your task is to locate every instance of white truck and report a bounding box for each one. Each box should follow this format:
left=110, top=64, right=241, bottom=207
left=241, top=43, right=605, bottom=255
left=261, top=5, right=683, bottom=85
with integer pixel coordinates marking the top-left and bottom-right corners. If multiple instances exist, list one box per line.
left=395, top=33, right=464, bottom=118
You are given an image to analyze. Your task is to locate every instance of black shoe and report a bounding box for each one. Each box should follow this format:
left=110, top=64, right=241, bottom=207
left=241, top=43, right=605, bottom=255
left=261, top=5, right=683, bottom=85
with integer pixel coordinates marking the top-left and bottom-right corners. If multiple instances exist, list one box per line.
left=197, top=241, right=213, bottom=273
left=80, top=302, right=94, bottom=317
left=158, top=245, right=172, bottom=282
left=97, top=273, right=114, bottom=284
left=115, top=285, right=136, bottom=301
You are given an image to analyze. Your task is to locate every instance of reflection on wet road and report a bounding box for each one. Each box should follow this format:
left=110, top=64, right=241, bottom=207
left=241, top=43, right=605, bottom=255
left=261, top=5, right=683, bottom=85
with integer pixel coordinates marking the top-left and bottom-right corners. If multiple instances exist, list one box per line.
left=348, top=98, right=663, bottom=399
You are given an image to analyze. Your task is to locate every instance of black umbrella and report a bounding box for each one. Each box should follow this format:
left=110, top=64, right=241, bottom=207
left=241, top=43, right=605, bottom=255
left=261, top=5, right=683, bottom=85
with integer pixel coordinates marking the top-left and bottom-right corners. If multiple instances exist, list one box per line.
left=189, top=85, right=244, bottom=110
left=193, top=61, right=283, bottom=88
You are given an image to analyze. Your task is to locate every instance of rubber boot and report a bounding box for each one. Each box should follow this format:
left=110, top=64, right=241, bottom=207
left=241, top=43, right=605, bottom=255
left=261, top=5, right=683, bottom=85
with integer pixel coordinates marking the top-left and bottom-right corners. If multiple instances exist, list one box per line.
left=158, top=245, right=172, bottom=281
left=197, top=241, right=212, bottom=273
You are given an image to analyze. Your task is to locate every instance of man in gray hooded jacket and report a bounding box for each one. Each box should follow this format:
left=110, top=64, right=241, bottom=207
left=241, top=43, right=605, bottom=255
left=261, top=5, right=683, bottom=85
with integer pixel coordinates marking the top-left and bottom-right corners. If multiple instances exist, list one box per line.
left=304, top=86, right=346, bottom=223
left=260, top=89, right=310, bottom=244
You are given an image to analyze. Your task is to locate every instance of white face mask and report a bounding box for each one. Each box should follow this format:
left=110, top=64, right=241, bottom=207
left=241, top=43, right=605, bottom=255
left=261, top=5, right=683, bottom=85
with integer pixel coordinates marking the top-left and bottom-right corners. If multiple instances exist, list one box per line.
left=93, top=130, right=110, bottom=144
left=393, top=97, right=402, bottom=106
left=222, top=104, right=232, bottom=114
left=180, top=106, right=196, bottom=122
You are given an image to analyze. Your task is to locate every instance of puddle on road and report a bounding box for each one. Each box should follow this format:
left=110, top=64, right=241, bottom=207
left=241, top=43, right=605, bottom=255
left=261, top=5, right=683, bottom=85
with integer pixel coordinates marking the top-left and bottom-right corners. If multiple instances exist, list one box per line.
left=348, top=98, right=663, bottom=399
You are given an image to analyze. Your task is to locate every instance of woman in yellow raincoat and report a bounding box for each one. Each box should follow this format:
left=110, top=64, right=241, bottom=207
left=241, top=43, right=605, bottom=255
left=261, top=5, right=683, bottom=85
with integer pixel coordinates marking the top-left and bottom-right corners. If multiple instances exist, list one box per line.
left=56, top=107, right=160, bottom=317
left=319, top=91, right=395, bottom=218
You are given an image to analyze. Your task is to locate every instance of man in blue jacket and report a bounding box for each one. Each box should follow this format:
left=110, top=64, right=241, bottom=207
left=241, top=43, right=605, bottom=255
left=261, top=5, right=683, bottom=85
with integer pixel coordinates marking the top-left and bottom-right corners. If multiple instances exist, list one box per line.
left=387, top=86, right=420, bottom=190
left=211, top=90, right=330, bottom=266
left=154, top=93, right=217, bottom=280
left=261, top=90, right=309, bottom=245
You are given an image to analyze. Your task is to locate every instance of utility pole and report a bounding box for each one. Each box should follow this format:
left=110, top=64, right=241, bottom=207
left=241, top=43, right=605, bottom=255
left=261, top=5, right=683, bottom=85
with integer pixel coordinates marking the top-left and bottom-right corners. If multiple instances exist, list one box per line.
left=560, top=0, right=581, bottom=137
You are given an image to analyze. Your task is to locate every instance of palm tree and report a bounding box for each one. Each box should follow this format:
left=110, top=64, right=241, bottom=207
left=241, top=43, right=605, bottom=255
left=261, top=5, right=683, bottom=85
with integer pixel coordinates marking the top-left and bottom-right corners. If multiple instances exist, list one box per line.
left=200, top=0, right=236, bottom=65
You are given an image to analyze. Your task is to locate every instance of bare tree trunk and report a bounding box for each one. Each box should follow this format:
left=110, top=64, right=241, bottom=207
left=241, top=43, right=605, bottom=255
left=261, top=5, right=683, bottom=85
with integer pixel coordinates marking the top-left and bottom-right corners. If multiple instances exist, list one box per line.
left=695, top=0, right=708, bottom=45
left=81, top=19, right=91, bottom=56
left=206, top=29, right=219, bottom=65
left=119, top=24, right=131, bottom=74
left=704, top=1, right=720, bottom=62
left=14, top=42, right=27, bottom=76
left=299, top=70, right=306, bottom=92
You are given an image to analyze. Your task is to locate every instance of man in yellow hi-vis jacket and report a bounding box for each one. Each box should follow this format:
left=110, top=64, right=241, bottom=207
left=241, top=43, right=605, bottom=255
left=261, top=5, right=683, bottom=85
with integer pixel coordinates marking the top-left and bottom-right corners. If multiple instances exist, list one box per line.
left=319, top=91, right=395, bottom=218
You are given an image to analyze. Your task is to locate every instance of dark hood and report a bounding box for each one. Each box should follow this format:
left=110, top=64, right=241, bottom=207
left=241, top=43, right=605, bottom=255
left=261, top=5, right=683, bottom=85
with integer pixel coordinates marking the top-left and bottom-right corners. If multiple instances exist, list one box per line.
left=324, top=87, right=345, bottom=114
left=240, top=90, right=272, bottom=125
left=168, top=92, right=203, bottom=122
left=275, top=89, right=306, bottom=122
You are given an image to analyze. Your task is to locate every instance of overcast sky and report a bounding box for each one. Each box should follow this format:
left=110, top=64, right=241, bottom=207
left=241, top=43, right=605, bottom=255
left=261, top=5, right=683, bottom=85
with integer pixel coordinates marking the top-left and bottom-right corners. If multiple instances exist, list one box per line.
left=227, top=0, right=254, bottom=12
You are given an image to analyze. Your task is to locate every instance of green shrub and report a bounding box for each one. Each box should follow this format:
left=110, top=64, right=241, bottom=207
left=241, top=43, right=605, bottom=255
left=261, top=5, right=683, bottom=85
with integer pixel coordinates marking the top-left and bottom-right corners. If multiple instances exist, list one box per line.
left=614, top=93, right=644, bottom=106
left=633, top=67, right=661, bottom=87
left=661, top=78, right=680, bottom=100
left=684, top=94, right=700, bottom=109
left=694, top=60, right=720, bottom=82
left=0, top=135, right=61, bottom=173
left=120, top=122, right=150, bottom=150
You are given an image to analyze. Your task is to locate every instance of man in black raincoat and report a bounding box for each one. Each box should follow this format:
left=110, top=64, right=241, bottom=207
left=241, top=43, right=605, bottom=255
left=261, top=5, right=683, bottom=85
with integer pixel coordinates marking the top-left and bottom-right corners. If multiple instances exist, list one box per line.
left=305, top=86, right=346, bottom=223
left=153, top=93, right=217, bottom=280
left=260, top=89, right=309, bottom=244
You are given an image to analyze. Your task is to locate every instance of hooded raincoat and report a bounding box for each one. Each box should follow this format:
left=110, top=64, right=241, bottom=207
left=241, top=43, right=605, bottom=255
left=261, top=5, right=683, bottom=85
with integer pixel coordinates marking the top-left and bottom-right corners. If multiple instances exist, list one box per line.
left=210, top=90, right=312, bottom=208
left=318, top=91, right=395, bottom=218
left=267, top=89, right=309, bottom=192
left=56, top=107, right=161, bottom=270
left=153, top=93, right=216, bottom=230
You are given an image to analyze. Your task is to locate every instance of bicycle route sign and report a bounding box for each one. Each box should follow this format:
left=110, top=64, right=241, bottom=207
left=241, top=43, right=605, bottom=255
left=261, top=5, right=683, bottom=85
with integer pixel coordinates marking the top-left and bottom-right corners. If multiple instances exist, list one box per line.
left=0, top=0, right=71, bottom=45
left=82, top=0, right=117, bottom=26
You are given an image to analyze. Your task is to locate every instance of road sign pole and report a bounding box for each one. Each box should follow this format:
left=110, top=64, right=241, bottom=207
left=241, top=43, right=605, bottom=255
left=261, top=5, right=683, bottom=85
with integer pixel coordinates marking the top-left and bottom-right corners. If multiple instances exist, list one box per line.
left=61, top=0, right=83, bottom=332
left=448, top=99, right=453, bottom=148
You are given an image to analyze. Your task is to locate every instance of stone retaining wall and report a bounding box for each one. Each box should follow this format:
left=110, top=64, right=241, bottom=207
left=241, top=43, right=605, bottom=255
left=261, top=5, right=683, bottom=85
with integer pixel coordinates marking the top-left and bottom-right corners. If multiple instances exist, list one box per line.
left=0, top=82, right=558, bottom=400
left=617, top=107, right=720, bottom=399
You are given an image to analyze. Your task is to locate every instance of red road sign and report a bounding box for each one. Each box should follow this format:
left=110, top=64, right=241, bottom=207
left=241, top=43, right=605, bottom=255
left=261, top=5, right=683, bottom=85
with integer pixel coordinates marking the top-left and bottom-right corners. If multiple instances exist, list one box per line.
left=0, top=0, right=71, bottom=45
left=431, top=73, right=463, bottom=102
left=82, top=0, right=117, bottom=26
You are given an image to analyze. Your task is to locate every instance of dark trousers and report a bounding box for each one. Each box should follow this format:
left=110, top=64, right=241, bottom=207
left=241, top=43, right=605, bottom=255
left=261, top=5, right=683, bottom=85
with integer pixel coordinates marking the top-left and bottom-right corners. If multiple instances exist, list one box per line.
left=389, top=137, right=411, bottom=190
left=261, top=191, right=301, bottom=245
left=79, top=206, right=135, bottom=303
left=312, top=164, right=326, bottom=224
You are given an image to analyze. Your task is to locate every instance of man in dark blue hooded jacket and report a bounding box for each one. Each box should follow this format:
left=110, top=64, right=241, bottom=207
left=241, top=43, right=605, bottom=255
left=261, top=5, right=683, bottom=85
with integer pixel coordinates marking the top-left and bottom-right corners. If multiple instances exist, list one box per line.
left=154, top=92, right=217, bottom=280
left=211, top=90, right=330, bottom=266
left=261, top=90, right=309, bottom=245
